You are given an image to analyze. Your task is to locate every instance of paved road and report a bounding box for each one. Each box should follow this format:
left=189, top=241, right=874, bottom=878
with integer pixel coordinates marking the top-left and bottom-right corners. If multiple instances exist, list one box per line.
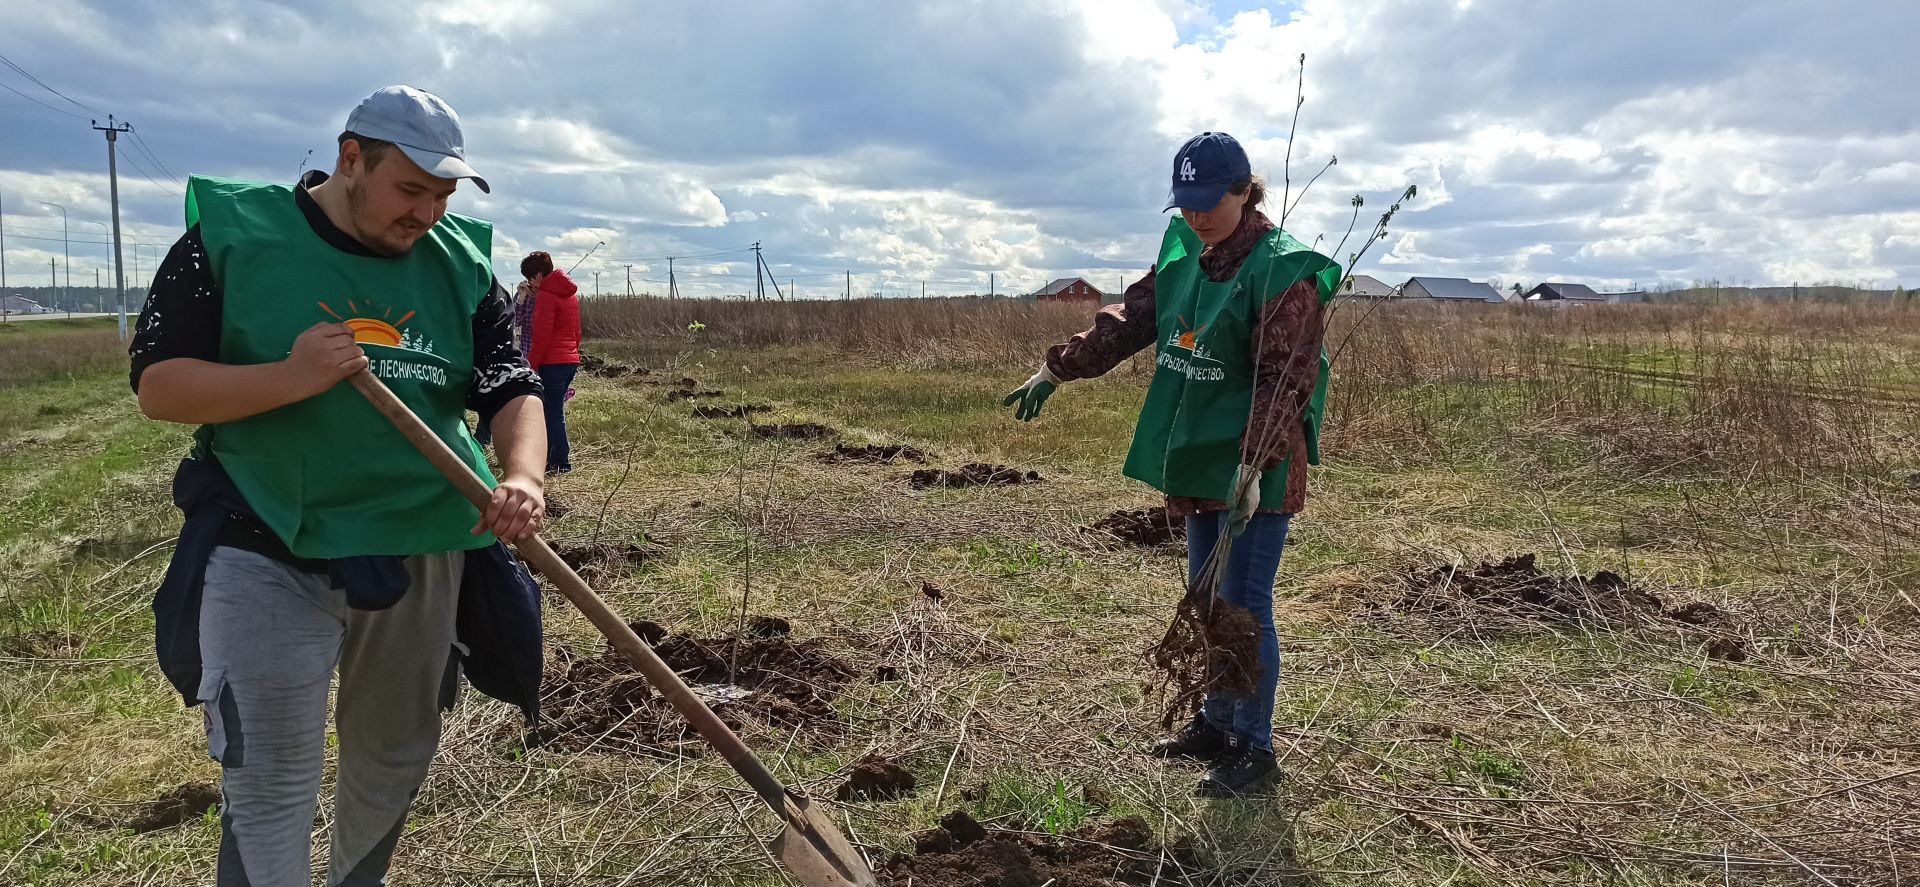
left=0, top=312, right=117, bottom=323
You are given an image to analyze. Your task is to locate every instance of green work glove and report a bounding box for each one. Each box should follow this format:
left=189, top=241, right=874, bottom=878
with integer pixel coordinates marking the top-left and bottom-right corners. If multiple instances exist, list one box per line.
left=1227, top=463, right=1262, bottom=538
left=1002, top=366, right=1061, bottom=422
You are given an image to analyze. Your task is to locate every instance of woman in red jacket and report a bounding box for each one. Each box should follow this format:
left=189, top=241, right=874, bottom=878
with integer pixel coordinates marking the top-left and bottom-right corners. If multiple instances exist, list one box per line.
left=522, top=251, right=581, bottom=473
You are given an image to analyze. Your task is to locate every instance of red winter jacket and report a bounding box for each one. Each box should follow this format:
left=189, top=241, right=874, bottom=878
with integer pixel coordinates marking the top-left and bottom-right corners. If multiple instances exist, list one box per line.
left=528, top=269, right=581, bottom=367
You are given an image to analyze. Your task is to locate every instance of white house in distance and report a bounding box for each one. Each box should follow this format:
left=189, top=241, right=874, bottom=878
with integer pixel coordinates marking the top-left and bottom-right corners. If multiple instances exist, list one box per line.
left=1401, top=276, right=1505, bottom=303
left=1525, top=282, right=1606, bottom=303
left=1525, top=282, right=1651, bottom=305
left=1341, top=274, right=1397, bottom=298
left=1, top=295, right=55, bottom=315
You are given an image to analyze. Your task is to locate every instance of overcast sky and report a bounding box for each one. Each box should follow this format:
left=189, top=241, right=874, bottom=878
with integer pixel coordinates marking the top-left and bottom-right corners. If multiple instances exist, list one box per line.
left=1, top=0, right=1916, bottom=298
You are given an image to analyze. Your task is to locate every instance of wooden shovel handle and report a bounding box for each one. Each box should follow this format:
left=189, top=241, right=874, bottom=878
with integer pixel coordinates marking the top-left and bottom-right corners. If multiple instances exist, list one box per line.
left=346, top=370, right=793, bottom=806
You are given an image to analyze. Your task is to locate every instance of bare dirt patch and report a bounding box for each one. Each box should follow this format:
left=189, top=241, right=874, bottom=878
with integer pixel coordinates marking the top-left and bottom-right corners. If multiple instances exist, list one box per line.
left=1085, top=507, right=1184, bottom=547
left=816, top=443, right=930, bottom=465
left=548, top=539, right=658, bottom=579
left=749, top=422, right=838, bottom=440
left=533, top=621, right=856, bottom=754
left=881, top=811, right=1194, bottom=887
left=910, top=464, right=1042, bottom=489
left=664, top=385, right=727, bottom=401
left=580, top=354, right=648, bottom=379
left=690, top=404, right=772, bottom=420
left=126, top=781, right=220, bottom=834
left=834, top=754, right=916, bottom=802
left=1381, top=554, right=1756, bottom=659
left=1390, top=554, right=1660, bottom=625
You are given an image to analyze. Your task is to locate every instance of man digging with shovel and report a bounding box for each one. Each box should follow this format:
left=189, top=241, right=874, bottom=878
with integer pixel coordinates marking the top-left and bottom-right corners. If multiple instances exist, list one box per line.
left=131, top=86, right=547, bottom=886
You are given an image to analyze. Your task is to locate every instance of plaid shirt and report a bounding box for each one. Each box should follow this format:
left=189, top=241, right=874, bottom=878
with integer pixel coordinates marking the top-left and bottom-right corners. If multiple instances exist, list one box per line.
left=511, top=280, right=537, bottom=359
left=1045, top=209, right=1325, bottom=516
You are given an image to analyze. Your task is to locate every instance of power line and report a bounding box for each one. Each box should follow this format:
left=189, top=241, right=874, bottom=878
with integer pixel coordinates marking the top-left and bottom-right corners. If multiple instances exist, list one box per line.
left=116, top=147, right=181, bottom=197
left=125, top=124, right=180, bottom=184
left=0, top=52, right=107, bottom=116
left=0, top=76, right=86, bottom=119
left=603, top=245, right=756, bottom=263
left=2, top=230, right=172, bottom=245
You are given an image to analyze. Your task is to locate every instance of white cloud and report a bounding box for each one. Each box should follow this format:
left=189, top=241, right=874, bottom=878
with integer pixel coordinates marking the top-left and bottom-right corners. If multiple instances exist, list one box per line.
left=1, top=0, right=1917, bottom=297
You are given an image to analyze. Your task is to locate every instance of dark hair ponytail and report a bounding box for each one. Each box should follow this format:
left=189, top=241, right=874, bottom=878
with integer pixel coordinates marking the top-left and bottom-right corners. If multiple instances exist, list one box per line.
left=1229, top=175, right=1266, bottom=210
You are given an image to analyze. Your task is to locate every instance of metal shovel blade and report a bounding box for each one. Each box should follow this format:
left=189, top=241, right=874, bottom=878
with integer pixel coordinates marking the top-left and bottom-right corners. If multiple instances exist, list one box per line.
left=768, top=793, right=876, bottom=887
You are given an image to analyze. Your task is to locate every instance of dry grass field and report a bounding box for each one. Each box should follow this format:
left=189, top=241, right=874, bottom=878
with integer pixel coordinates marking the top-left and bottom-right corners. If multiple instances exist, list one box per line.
left=1, top=298, right=1915, bottom=885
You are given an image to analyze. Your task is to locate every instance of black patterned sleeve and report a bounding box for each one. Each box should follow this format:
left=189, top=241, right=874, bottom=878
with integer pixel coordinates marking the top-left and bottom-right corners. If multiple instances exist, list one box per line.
left=468, top=277, right=543, bottom=419
left=129, top=226, right=222, bottom=393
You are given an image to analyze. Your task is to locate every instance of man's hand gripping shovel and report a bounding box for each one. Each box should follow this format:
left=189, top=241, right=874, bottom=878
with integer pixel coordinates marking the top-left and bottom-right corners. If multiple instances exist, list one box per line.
left=347, top=370, right=876, bottom=887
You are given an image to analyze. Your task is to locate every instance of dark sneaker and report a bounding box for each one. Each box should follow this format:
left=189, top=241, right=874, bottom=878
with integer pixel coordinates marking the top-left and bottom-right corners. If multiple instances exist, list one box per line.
left=1197, top=734, right=1278, bottom=797
left=1149, top=715, right=1229, bottom=761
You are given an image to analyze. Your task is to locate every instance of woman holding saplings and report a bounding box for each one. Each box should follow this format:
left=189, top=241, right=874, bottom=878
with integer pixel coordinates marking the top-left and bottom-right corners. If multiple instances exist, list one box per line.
left=1003, top=132, right=1338, bottom=797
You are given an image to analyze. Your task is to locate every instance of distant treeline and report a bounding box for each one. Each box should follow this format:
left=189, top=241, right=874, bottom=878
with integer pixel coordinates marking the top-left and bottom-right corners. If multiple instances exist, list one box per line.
left=1653, top=284, right=1912, bottom=305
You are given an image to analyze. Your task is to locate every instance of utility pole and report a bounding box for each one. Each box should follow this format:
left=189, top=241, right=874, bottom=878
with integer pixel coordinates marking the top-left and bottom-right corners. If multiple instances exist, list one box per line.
left=40, top=201, right=67, bottom=315
left=593, top=270, right=601, bottom=297
left=92, top=116, right=133, bottom=338
left=990, top=272, right=995, bottom=298
left=845, top=270, right=851, bottom=301
left=625, top=264, right=634, bottom=297
left=751, top=243, right=785, bottom=300
left=752, top=241, right=763, bottom=302
left=1, top=182, right=8, bottom=292
left=667, top=256, right=678, bottom=301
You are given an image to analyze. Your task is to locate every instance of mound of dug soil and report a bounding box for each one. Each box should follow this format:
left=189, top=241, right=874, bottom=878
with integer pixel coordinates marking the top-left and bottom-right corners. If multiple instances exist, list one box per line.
left=127, top=782, right=220, bottom=833
left=549, top=540, right=657, bottom=577
left=664, top=385, right=727, bottom=401
left=1393, top=554, right=1660, bottom=624
left=751, top=422, right=838, bottom=440
left=691, top=404, right=771, bottom=420
left=580, top=354, right=647, bottom=379
left=834, top=754, right=916, bottom=802
left=882, top=811, right=1193, bottom=887
left=1085, top=507, right=1184, bottom=547
left=534, top=622, right=856, bottom=753
left=816, top=443, right=930, bottom=465
left=910, top=464, right=1042, bottom=489
left=1391, top=555, right=1756, bottom=659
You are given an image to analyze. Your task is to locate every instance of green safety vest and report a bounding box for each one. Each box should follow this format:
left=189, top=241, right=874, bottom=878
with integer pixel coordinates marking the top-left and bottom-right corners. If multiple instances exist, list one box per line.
left=1121, top=217, right=1340, bottom=505
left=185, top=175, right=500, bottom=558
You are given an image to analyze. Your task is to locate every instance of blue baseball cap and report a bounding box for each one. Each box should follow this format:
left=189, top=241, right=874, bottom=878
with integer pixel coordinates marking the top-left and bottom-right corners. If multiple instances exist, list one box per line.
left=343, top=85, right=490, bottom=193
left=1164, top=131, right=1250, bottom=212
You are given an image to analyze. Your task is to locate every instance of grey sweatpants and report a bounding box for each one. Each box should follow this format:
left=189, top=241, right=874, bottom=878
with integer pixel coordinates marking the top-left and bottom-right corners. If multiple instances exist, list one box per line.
left=199, top=546, right=464, bottom=887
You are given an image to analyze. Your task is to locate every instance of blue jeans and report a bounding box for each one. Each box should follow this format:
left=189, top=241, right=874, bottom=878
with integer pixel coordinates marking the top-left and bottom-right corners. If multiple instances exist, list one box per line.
left=538, top=363, right=578, bottom=471
left=1187, top=510, right=1291, bottom=753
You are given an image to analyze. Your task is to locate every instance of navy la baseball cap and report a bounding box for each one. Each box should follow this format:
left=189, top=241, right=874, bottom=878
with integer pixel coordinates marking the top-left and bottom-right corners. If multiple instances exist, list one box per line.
left=1164, top=131, right=1251, bottom=212
left=344, top=86, right=490, bottom=193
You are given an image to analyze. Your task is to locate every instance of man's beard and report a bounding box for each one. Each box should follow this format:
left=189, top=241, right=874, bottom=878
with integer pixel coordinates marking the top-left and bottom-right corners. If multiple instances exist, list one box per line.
left=344, top=180, right=419, bottom=258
